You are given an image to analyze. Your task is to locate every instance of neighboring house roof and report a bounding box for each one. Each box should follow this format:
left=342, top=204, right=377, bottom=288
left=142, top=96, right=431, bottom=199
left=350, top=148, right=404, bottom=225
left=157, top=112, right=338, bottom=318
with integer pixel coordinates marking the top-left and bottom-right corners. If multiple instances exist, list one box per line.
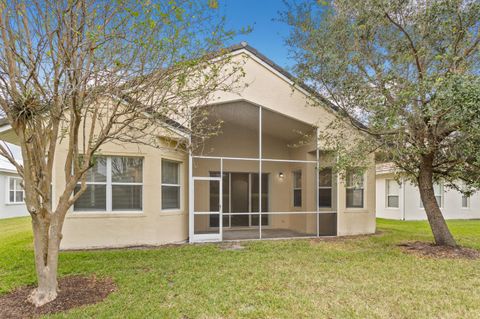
left=0, top=156, right=20, bottom=174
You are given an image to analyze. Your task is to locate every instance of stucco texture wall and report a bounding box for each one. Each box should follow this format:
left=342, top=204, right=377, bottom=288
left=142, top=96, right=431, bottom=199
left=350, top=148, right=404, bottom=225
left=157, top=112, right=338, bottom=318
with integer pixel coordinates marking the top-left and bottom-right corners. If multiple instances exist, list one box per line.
left=57, top=49, right=376, bottom=249
left=59, top=141, right=189, bottom=249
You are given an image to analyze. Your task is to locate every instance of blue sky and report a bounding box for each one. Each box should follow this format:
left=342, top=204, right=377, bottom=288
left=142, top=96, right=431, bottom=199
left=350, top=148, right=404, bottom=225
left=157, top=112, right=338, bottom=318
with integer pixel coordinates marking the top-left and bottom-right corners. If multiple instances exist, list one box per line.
left=219, top=0, right=294, bottom=70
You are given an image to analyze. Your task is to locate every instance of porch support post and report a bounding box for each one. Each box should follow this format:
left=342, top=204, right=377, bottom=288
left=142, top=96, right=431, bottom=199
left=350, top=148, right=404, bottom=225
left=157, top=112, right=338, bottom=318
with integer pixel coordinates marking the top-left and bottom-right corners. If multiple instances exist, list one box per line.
left=188, top=136, right=194, bottom=242
left=336, top=154, right=340, bottom=236
left=259, top=106, right=262, bottom=239
left=316, top=127, right=320, bottom=237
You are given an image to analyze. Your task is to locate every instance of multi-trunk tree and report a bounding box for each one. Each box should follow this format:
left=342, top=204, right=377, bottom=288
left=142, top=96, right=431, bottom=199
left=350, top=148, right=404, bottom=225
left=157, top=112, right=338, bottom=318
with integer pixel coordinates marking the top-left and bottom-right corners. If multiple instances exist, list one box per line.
left=0, top=0, right=242, bottom=306
left=283, top=0, right=480, bottom=246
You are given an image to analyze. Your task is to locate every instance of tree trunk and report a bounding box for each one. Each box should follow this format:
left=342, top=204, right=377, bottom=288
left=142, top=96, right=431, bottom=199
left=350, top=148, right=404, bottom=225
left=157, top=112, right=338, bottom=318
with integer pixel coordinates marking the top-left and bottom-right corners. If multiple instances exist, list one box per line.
left=27, top=216, right=61, bottom=307
left=418, top=156, right=457, bottom=247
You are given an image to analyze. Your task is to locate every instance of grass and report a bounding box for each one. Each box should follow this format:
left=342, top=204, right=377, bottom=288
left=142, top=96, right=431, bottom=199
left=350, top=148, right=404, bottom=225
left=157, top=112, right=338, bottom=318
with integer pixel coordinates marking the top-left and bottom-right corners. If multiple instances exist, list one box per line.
left=1, top=217, right=480, bottom=318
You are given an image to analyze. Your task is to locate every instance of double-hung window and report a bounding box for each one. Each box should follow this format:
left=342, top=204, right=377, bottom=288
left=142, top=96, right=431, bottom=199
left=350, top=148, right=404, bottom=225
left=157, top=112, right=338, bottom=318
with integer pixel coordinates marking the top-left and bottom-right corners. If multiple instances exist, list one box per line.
left=434, top=184, right=443, bottom=207
left=460, top=183, right=470, bottom=208
left=386, top=179, right=400, bottom=208
left=318, top=168, right=333, bottom=208
left=462, top=194, right=470, bottom=208
left=111, top=157, right=143, bottom=210
left=162, top=159, right=181, bottom=210
left=7, top=176, right=24, bottom=204
left=293, top=170, right=302, bottom=207
left=346, top=170, right=364, bottom=208
left=74, top=156, right=143, bottom=212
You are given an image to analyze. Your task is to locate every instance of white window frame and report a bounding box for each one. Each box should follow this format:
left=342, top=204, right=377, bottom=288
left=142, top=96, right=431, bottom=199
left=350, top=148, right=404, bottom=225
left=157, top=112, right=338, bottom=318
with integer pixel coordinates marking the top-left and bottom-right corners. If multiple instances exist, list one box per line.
left=318, top=167, right=333, bottom=208
left=161, top=159, right=182, bottom=211
left=74, top=156, right=143, bottom=213
left=345, top=171, right=365, bottom=209
left=293, top=170, right=302, bottom=208
left=386, top=179, right=400, bottom=208
left=6, top=176, right=24, bottom=204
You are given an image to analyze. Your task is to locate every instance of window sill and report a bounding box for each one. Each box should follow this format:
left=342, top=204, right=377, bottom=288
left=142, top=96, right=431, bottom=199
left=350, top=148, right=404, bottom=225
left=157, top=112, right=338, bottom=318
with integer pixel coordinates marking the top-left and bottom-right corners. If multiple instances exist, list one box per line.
left=68, top=211, right=146, bottom=218
left=5, top=202, right=25, bottom=206
left=344, top=208, right=369, bottom=213
left=160, top=209, right=185, bottom=216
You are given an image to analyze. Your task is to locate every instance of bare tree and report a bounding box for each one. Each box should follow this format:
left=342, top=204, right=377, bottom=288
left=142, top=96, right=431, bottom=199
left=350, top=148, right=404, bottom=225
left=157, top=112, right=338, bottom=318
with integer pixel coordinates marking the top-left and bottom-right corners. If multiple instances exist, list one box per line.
left=0, top=0, right=243, bottom=306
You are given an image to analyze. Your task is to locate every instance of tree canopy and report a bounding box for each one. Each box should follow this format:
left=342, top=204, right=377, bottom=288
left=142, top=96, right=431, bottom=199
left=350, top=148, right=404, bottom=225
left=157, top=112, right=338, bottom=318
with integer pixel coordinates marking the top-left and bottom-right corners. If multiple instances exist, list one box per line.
left=283, top=0, right=480, bottom=246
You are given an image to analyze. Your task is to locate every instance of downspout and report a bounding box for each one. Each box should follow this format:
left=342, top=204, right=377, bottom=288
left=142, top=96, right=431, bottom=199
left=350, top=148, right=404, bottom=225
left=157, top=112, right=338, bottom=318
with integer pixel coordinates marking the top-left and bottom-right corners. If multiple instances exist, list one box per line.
left=316, top=127, right=320, bottom=237
left=336, top=154, right=340, bottom=236
left=188, top=134, right=193, bottom=242
left=258, top=106, right=262, bottom=239
left=402, top=177, right=406, bottom=221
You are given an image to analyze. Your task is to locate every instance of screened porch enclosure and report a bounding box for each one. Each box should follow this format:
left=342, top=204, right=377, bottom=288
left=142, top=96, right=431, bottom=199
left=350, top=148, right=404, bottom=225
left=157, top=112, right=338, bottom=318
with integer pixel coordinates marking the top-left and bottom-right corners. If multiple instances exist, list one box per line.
left=189, top=102, right=338, bottom=242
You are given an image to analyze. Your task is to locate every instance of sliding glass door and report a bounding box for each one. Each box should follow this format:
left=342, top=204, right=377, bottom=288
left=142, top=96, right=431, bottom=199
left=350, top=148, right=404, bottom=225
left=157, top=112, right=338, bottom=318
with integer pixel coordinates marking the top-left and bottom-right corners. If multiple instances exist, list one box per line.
left=230, top=173, right=250, bottom=226
left=209, top=172, right=268, bottom=228
left=251, top=173, right=269, bottom=226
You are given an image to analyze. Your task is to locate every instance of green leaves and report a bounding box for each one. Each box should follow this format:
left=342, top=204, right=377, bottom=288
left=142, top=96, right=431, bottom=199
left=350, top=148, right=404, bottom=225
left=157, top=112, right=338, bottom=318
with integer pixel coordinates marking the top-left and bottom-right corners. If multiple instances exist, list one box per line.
left=125, top=7, right=139, bottom=18
left=284, top=0, right=480, bottom=189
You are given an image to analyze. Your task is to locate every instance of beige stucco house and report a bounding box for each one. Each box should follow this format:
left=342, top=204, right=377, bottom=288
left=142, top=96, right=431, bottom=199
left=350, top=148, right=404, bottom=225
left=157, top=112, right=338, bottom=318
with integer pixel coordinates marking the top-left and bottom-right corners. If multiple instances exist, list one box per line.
left=0, top=44, right=376, bottom=249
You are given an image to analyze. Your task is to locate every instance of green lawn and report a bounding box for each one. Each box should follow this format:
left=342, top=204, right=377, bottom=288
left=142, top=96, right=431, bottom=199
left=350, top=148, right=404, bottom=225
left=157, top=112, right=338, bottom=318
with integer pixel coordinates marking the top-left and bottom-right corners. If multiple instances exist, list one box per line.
left=1, top=217, right=480, bottom=318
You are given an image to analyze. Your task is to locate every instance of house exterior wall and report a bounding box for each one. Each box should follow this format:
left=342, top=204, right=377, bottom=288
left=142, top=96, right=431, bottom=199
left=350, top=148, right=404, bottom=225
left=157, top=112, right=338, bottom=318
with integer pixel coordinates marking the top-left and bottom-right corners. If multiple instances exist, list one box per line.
left=208, top=51, right=376, bottom=237
left=376, top=173, right=480, bottom=220
left=337, top=160, right=376, bottom=236
left=210, top=52, right=339, bottom=141
left=59, top=142, right=189, bottom=249
left=375, top=173, right=404, bottom=220
left=50, top=49, right=376, bottom=249
left=0, top=171, right=28, bottom=219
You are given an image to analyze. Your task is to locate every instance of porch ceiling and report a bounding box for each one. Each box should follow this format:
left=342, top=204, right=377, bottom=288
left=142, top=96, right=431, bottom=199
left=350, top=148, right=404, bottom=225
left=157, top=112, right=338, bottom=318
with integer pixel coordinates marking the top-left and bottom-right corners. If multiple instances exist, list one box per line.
left=204, top=101, right=316, bottom=142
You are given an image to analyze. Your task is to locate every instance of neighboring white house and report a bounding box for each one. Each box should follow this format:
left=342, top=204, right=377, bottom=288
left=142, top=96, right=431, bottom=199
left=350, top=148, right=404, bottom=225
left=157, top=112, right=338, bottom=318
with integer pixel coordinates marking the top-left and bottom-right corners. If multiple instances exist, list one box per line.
left=376, top=163, right=480, bottom=220
left=0, top=156, right=27, bottom=219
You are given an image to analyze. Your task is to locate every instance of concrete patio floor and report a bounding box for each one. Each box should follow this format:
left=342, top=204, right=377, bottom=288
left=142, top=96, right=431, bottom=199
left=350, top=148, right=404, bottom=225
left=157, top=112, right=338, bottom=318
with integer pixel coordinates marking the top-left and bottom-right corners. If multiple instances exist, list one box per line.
left=223, top=228, right=316, bottom=240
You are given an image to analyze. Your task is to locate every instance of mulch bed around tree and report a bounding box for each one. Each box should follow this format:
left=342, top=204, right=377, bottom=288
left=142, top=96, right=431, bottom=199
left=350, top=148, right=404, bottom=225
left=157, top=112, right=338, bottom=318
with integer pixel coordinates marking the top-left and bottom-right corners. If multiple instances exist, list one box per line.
left=0, top=275, right=116, bottom=319
left=398, top=241, right=480, bottom=260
